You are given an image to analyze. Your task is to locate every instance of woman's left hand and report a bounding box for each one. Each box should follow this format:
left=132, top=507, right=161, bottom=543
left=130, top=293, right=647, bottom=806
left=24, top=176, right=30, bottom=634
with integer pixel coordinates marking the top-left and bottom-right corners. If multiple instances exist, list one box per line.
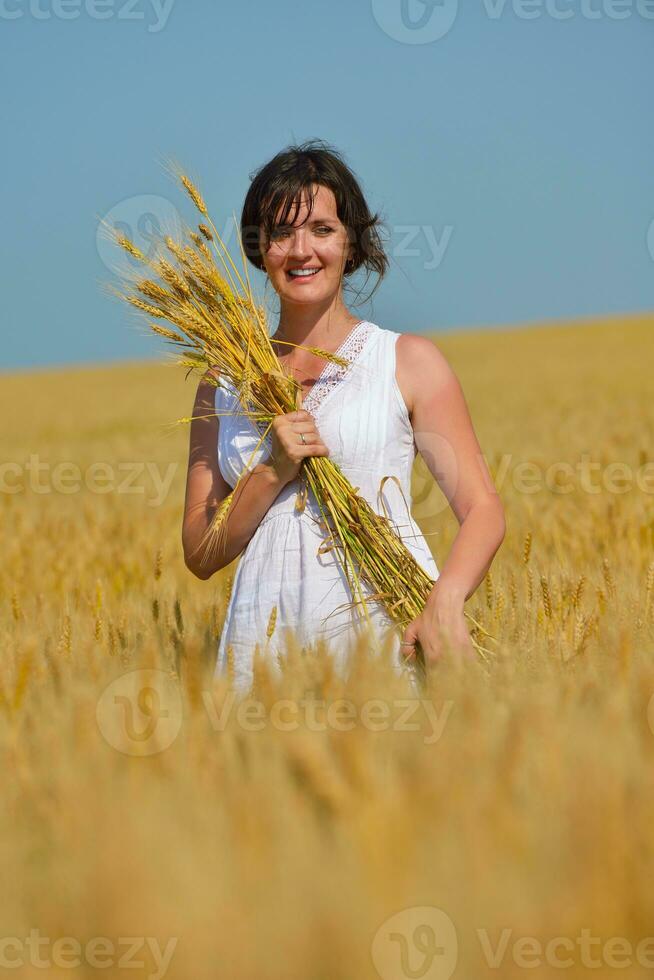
left=401, top=600, right=477, bottom=666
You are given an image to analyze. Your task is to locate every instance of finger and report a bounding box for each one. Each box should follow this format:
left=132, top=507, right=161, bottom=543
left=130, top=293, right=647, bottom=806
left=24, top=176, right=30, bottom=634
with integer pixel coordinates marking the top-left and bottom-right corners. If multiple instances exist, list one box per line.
left=288, top=428, right=330, bottom=452
left=292, top=428, right=315, bottom=443
left=400, top=627, right=417, bottom=661
left=296, top=446, right=328, bottom=460
left=295, top=434, right=329, bottom=454
left=402, top=621, right=418, bottom=644
left=298, top=441, right=330, bottom=456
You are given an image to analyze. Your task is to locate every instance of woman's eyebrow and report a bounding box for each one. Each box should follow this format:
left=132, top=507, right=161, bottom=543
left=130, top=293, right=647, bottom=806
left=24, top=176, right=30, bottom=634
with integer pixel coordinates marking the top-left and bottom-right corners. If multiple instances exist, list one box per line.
left=272, top=216, right=335, bottom=228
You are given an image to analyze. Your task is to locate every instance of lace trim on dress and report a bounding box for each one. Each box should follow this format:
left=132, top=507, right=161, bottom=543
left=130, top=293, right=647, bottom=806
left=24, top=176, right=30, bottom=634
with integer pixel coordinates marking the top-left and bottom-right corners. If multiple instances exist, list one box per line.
left=302, top=320, right=374, bottom=415
left=249, top=321, right=375, bottom=452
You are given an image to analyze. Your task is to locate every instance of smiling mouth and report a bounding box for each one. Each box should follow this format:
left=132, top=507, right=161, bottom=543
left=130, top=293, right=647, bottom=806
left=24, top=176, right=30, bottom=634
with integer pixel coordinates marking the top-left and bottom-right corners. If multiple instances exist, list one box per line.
left=286, top=268, right=322, bottom=280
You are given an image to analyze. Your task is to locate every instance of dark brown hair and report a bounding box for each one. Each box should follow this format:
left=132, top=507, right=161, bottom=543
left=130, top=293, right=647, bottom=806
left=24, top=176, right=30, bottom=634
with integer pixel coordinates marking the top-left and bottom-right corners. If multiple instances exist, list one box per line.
left=240, top=139, right=388, bottom=298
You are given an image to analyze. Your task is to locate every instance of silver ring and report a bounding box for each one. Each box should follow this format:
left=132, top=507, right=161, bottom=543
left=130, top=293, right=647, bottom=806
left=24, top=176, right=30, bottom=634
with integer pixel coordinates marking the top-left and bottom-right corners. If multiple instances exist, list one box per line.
left=400, top=641, right=416, bottom=646
left=299, top=432, right=306, bottom=444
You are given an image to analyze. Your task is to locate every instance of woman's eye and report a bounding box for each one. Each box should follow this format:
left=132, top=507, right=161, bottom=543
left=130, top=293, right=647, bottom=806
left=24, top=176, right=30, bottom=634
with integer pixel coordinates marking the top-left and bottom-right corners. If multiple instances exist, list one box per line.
left=270, top=225, right=332, bottom=241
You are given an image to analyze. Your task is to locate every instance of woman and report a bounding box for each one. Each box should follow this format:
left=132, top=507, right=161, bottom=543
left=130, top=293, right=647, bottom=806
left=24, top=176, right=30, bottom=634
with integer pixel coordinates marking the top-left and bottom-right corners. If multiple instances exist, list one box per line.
left=182, top=139, right=506, bottom=692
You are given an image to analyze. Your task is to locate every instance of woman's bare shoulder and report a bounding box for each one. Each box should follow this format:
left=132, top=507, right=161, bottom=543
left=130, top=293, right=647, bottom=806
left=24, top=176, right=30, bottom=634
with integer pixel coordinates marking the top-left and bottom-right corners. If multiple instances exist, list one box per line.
left=395, top=332, right=456, bottom=416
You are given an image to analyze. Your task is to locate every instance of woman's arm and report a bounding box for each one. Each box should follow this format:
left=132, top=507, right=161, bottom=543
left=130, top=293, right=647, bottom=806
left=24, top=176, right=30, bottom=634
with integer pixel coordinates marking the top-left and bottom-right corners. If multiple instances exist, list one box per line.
left=396, top=334, right=506, bottom=660
left=181, top=370, right=287, bottom=580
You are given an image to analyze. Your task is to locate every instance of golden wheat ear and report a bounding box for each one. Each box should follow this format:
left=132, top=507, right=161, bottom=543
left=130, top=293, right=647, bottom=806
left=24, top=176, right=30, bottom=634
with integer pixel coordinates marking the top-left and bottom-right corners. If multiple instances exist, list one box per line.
left=189, top=494, right=234, bottom=570
left=266, top=605, right=278, bottom=641
left=179, top=174, right=209, bottom=216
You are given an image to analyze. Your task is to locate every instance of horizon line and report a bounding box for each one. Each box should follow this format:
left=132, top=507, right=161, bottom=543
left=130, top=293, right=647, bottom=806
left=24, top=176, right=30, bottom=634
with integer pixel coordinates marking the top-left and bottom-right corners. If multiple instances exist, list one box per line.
left=2, top=308, right=652, bottom=378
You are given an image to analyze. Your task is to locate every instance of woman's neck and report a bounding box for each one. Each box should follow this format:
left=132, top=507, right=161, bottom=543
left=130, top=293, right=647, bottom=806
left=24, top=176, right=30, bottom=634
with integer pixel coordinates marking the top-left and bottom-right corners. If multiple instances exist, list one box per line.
left=272, top=303, right=362, bottom=350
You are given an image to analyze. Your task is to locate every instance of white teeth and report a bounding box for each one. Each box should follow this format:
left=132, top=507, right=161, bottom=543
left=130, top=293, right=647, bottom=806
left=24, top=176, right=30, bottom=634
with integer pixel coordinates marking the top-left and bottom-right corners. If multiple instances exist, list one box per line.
left=289, top=269, right=320, bottom=277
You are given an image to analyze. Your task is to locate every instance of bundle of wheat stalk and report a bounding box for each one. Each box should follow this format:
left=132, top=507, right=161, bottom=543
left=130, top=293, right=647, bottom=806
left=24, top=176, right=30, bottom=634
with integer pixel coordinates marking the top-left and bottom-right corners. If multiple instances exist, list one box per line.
left=106, top=169, right=496, bottom=676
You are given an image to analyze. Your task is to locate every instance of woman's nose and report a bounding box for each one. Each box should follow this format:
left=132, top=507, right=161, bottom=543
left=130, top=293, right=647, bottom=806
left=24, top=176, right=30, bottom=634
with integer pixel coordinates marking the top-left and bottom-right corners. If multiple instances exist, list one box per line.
left=288, top=229, right=311, bottom=257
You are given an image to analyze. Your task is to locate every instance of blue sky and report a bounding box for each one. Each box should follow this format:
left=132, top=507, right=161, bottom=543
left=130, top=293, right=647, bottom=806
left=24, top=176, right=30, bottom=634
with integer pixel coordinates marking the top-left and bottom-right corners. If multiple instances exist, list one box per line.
left=1, top=0, right=652, bottom=369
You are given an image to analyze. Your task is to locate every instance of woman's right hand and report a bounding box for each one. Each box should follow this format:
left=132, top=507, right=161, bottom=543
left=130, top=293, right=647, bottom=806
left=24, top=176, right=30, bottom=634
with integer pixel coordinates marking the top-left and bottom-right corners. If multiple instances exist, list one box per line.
left=266, top=409, right=331, bottom=486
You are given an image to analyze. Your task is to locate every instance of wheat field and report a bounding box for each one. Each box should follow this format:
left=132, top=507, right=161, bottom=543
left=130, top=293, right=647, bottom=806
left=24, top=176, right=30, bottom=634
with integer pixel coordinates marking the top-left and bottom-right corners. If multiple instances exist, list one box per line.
left=1, top=313, right=653, bottom=979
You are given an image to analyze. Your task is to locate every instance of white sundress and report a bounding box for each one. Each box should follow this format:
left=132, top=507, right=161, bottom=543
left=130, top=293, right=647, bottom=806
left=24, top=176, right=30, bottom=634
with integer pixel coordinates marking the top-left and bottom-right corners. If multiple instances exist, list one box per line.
left=213, top=320, right=439, bottom=693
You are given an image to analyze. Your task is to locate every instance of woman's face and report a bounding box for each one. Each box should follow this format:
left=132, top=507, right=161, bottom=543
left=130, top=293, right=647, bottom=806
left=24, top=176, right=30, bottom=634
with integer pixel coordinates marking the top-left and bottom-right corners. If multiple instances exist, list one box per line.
left=259, top=184, right=353, bottom=305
